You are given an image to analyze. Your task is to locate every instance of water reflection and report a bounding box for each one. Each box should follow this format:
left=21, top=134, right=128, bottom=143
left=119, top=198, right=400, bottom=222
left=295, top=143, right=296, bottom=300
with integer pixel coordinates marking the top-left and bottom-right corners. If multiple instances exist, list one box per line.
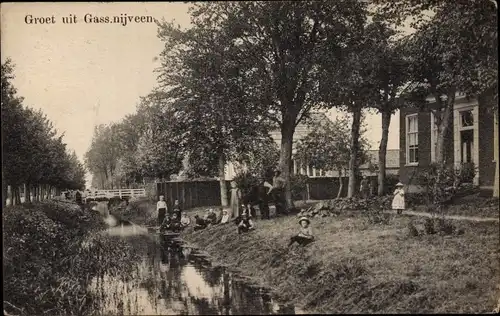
left=89, top=228, right=302, bottom=315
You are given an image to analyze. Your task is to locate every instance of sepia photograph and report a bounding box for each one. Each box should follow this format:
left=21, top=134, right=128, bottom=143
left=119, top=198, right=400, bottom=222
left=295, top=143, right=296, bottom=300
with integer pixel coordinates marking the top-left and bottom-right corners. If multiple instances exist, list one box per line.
left=1, top=1, right=499, bottom=315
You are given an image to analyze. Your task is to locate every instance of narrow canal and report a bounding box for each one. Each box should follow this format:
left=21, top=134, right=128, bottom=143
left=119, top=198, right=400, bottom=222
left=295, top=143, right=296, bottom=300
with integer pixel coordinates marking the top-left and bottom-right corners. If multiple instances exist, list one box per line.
left=90, top=206, right=302, bottom=315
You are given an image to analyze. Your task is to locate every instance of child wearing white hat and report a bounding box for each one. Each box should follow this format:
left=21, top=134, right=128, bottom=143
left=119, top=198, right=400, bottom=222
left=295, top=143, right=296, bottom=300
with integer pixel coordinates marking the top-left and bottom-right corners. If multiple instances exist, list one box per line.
left=288, top=217, right=314, bottom=247
left=392, top=182, right=406, bottom=214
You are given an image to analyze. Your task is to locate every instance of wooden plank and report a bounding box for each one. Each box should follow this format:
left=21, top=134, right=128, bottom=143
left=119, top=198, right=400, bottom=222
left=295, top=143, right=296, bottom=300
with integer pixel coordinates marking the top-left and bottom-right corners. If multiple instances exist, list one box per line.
left=193, top=182, right=198, bottom=209
left=181, top=182, right=186, bottom=207
left=178, top=182, right=181, bottom=204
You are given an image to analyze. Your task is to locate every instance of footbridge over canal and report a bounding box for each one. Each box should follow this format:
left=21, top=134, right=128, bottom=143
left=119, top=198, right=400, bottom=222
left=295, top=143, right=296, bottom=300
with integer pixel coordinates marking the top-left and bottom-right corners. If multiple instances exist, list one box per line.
left=84, top=188, right=146, bottom=203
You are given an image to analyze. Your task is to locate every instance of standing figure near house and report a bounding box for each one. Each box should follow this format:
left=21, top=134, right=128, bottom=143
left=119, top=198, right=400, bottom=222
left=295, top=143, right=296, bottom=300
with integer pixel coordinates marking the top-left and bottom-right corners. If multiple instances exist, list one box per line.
left=360, top=176, right=370, bottom=199
left=258, top=178, right=271, bottom=220
left=269, top=169, right=286, bottom=216
left=157, top=195, right=168, bottom=227
left=230, top=181, right=242, bottom=218
left=392, top=182, right=406, bottom=215
left=242, top=185, right=258, bottom=218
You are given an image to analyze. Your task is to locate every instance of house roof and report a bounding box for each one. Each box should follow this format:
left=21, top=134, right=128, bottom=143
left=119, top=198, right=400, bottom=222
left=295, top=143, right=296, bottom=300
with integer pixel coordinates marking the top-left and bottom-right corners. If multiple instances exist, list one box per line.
left=269, top=112, right=332, bottom=145
left=301, top=112, right=332, bottom=127
left=360, top=149, right=400, bottom=169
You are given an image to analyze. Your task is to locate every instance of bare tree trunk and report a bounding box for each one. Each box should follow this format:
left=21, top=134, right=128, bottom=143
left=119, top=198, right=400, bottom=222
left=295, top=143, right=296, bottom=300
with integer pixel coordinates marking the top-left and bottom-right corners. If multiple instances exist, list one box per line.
left=378, top=111, right=391, bottom=196
left=336, top=169, right=343, bottom=199
left=101, top=173, right=105, bottom=189
left=218, top=154, right=229, bottom=207
left=432, top=91, right=455, bottom=208
left=280, top=117, right=296, bottom=210
left=434, top=92, right=455, bottom=163
left=25, top=183, right=31, bottom=203
left=348, top=108, right=362, bottom=198
left=14, top=186, right=21, bottom=205
left=2, top=180, right=7, bottom=208
left=494, top=111, right=499, bottom=197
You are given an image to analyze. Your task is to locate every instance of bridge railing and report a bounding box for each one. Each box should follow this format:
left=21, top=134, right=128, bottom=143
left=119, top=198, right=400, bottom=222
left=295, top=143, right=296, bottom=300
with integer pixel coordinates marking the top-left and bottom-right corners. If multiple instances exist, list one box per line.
left=85, top=188, right=146, bottom=201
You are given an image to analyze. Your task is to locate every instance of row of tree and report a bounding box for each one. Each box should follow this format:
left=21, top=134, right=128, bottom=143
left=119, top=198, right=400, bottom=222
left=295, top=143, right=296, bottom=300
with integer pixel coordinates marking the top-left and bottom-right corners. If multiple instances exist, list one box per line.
left=85, top=0, right=497, bottom=209
left=2, top=59, right=86, bottom=206
left=159, top=1, right=496, bottom=208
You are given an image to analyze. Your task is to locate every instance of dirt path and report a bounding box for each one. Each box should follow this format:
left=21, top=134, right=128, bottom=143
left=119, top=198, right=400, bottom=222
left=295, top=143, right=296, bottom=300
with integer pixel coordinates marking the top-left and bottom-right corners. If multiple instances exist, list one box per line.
left=383, top=209, right=499, bottom=222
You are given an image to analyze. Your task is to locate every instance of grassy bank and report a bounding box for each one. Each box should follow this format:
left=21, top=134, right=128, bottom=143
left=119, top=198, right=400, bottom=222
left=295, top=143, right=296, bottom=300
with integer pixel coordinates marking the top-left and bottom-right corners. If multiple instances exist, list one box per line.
left=3, top=200, right=142, bottom=316
left=179, top=212, right=499, bottom=313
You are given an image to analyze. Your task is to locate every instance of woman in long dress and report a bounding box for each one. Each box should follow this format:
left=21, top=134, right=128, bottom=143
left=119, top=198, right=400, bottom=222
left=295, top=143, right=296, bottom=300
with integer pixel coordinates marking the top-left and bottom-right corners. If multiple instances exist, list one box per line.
left=230, top=181, right=241, bottom=218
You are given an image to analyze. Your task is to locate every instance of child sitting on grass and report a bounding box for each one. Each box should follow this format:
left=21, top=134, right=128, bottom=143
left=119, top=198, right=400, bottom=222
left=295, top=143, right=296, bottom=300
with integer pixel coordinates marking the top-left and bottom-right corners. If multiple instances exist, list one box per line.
left=235, top=212, right=255, bottom=234
left=206, top=209, right=218, bottom=226
left=219, top=209, right=230, bottom=224
left=170, top=213, right=181, bottom=233
left=392, top=182, right=406, bottom=215
left=180, top=212, right=191, bottom=229
left=194, top=214, right=207, bottom=231
left=173, top=200, right=182, bottom=218
left=159, top=214, right=172, bottom=233
left=288, top=217, right=314, bottom=247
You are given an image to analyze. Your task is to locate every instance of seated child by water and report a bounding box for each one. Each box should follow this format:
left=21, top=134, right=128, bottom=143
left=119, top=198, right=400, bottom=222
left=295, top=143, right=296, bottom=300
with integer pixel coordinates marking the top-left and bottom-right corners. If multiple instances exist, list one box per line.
left=180, top=212, right=191, bottom=229
left=173, top=199, right=182, bottom=218
left=170, top=213, right=181, bottom=233
left=288, top=217, right=314, bottom=247
left=160, top=214, right=172, bottom=233
left=219, top=209, right=230, bottom=224
left=206, top=209, right=218, bottom=226
left=392, top=182, right=406, bottom=215
left=194, top=214, right=207, bottom=231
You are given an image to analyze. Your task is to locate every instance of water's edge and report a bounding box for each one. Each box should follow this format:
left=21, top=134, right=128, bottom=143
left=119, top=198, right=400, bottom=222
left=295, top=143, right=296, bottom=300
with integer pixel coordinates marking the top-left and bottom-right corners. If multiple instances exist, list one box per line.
left=170, top=235, right=308, bottom=314
left=155, top=229, right=307, bottom=314
left=100, top=220, right=305, bottom=315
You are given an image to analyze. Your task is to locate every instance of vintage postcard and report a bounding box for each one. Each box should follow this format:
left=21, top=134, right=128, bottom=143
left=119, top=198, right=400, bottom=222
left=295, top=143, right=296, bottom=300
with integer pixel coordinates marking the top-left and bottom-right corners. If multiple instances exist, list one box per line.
left=2, top=2, right=498, bottom=315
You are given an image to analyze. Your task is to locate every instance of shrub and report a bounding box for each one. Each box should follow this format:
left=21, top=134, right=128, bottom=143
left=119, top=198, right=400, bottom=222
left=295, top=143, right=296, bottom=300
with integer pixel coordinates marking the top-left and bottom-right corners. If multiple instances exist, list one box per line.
left=384, top=174, right=400, bottom=195
left=290, top=174, right=309, bottom=200
left=416, top=162, right=478, bottom=209
left=3, top=201, right=140, bottom=316
left=233, top=170, right=260, bottom=197
left=121, top=197, right=157, bottom=226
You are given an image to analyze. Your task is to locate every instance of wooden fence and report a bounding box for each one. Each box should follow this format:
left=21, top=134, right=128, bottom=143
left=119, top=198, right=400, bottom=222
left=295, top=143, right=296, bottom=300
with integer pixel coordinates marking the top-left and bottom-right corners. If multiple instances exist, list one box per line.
left=156, top=176, right=380, bottom=209
left=156, top=180, right=230, bottom=210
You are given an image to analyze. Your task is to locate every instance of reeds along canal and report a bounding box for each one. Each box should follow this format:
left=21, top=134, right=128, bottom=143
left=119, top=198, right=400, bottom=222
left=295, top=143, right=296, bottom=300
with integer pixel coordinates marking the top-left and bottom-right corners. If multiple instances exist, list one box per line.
left=92, top=220, right=303, bottom=315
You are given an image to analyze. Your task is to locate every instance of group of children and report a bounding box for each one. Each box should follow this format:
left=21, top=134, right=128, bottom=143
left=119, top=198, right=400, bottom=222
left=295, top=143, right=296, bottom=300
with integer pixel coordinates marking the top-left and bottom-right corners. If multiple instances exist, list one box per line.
left=193, top=205, right=256, bottom=234
left=155, top=181, right=406, bottom=246
left=156, top=196, right=191, bottom=233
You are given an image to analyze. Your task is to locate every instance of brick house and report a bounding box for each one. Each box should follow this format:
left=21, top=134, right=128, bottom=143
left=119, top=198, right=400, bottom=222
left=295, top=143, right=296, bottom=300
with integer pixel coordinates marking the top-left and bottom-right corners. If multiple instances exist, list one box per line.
left=399, top=92, right=499, bottom=196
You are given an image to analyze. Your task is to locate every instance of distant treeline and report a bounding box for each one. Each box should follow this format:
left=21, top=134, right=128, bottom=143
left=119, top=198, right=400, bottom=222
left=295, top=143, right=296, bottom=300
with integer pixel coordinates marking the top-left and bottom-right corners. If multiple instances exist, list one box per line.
left=1, top=59, right=86, bottom=206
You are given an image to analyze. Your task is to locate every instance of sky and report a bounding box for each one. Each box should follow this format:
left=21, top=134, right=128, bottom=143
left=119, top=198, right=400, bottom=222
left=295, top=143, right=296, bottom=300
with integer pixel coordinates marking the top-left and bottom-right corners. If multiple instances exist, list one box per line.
left=1, top=2, right=400, bottom=186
